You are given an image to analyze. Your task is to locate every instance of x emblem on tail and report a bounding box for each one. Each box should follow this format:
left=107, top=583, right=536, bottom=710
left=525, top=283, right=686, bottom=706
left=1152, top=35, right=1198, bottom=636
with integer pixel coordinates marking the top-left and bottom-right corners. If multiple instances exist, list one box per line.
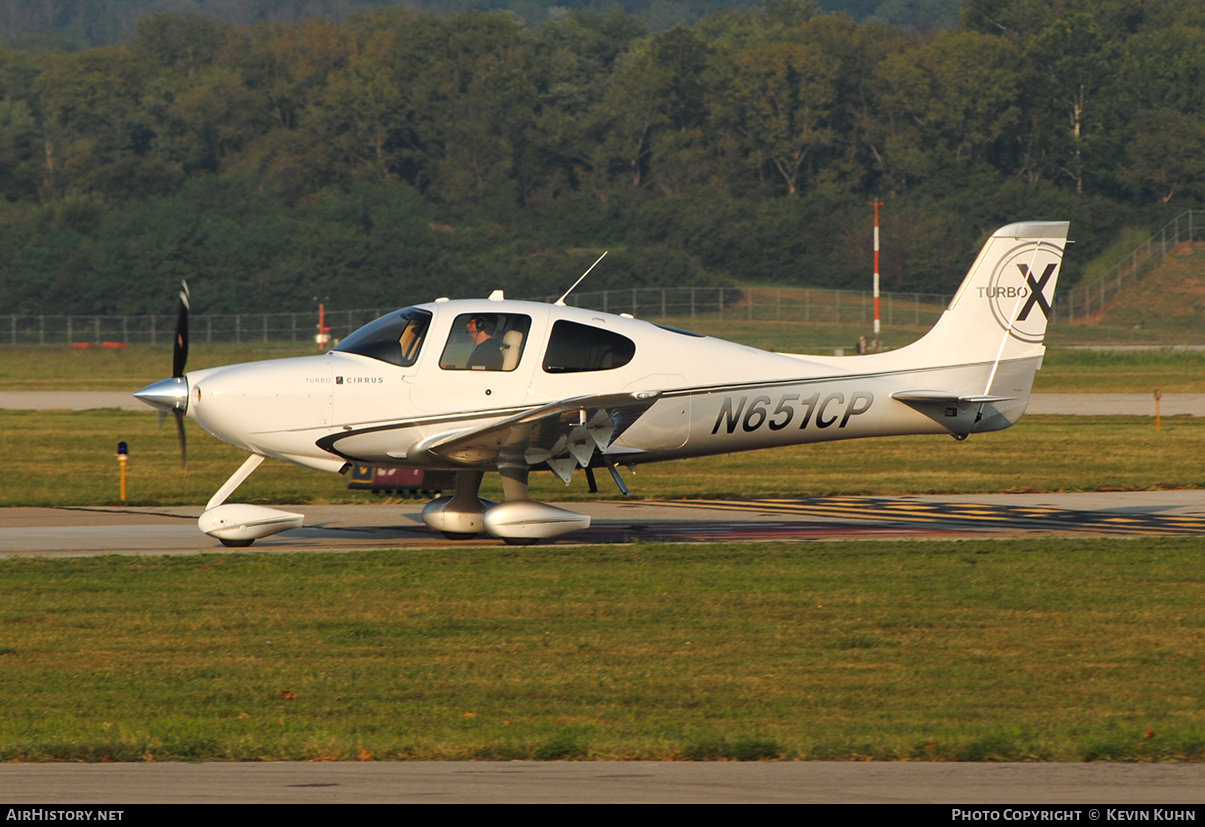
left=1017, top=263, right=1055, bottom=321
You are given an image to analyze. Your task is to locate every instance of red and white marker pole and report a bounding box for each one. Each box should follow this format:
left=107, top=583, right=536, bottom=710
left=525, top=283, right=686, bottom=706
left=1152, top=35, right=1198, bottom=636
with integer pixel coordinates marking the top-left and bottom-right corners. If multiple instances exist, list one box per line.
left=870, top=199, right=883, bottom=342
left=316, top=303, right=331, bottom=351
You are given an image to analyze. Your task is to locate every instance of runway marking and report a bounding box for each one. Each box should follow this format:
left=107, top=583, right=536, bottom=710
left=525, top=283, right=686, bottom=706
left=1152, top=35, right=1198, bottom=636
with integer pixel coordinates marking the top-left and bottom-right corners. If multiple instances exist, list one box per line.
left=660, top=497, right=1205, bottom=537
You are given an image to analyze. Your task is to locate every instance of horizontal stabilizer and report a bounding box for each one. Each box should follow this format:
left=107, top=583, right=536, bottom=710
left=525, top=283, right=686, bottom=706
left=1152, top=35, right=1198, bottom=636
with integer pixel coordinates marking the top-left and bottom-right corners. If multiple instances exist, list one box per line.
left=892, top=390, right=1017, bottom=404
left=891, top=389, right=1025, bottom=438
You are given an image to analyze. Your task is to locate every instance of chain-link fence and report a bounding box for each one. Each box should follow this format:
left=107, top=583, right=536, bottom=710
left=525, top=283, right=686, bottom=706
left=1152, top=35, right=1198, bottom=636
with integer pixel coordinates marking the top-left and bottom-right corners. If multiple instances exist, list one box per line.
left=1057, top=210, right=1203, bottom=322
left=533, top=286, right=951, bottom=326
left=0, top=309, right=396, bottom=347
left=0, top=287, right=952, bottom=346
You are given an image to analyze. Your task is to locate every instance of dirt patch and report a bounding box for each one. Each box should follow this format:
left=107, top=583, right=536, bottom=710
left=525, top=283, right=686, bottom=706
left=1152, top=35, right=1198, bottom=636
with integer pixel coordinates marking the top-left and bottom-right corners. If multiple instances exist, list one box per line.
left=1095, top=242, right=1205, bottom=330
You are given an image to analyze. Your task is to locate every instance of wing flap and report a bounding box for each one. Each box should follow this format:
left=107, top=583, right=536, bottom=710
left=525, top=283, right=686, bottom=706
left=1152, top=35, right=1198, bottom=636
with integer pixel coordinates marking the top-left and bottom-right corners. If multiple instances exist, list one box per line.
left=420, top=391, right=660, bottom=469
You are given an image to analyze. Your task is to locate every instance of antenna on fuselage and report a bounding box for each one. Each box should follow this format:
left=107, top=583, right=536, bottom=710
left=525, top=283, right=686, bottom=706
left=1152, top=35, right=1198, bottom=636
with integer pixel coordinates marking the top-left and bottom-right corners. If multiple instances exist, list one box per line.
left=555, top=251, right=607, bottom=306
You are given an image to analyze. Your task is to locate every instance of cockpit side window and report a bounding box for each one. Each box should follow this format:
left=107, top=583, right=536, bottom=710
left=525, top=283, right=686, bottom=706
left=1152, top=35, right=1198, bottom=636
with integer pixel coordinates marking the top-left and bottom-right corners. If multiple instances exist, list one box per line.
left=542, top=320, right=635, bottom=373
left=441, top=313, right=532, bottom=371
left=333, top=308, right=432, bottom=367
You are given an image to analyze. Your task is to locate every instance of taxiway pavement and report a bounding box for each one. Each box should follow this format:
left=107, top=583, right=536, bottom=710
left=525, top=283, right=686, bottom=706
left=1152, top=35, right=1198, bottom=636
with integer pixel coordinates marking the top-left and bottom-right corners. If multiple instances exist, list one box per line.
left=4, top=761, right=1205, bottom=804
left=3, top=490, right=1204, bottom=557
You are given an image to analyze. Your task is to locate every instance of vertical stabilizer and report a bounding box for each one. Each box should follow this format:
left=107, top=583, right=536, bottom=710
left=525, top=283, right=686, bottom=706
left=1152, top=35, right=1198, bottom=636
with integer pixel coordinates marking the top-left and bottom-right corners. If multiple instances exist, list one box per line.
left=889, top=221, right=1069, bottom=436
left=905, top=221, right=1069, bottom=366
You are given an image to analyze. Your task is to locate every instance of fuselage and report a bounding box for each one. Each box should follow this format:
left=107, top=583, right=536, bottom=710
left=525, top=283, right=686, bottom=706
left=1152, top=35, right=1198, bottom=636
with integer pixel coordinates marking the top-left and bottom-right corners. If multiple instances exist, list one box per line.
left=181, top=298, right=1040, bottom=475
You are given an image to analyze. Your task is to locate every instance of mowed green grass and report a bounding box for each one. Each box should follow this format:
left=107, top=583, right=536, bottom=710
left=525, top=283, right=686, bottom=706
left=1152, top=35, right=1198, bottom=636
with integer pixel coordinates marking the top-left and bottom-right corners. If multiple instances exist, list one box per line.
left=4, top=409, right=1205, bottom=507
left=3, top=540, right=1203, bottom=762
left=1035, top=348, right=1205, bottom=394
left=0, top=343, right=317, bottom=392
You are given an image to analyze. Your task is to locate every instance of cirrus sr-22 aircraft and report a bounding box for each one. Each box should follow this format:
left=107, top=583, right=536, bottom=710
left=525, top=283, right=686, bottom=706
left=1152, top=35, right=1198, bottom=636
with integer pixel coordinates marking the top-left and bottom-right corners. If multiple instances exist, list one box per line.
left=135, top=221, right=1068, bottom=546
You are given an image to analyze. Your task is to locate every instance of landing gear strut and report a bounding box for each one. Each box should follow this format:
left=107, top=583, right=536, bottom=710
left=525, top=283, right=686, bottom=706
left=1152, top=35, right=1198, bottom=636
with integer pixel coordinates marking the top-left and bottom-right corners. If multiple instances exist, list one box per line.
left=197, top=454, right=305, bottom=546
left=422, top=471, right=492, bottom=539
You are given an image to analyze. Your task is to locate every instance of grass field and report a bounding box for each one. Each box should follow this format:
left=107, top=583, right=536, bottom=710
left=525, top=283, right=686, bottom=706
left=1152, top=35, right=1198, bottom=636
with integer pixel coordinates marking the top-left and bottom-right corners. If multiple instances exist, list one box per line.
left=5, top=410, right=1204, bottom=507
left=2, top=539, right=1202, bottom=762
left=1034, top=348, right=1205, bottom=394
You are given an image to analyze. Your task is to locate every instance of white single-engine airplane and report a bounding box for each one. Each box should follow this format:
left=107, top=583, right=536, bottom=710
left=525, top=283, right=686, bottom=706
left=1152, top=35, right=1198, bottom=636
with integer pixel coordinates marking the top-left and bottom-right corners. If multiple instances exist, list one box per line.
left=135, top=221, right=1068, bottom=546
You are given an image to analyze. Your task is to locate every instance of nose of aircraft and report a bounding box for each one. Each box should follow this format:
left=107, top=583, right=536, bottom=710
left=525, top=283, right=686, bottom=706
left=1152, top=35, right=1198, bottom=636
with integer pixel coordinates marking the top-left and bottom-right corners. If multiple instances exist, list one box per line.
left=134, top=376, right=189, bottom=414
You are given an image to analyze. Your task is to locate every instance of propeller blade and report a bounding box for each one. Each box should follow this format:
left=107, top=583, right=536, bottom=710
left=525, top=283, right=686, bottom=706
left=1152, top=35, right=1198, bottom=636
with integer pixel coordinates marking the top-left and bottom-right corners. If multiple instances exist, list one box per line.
left=175, top=408, right=188, bottom=471
left=172, top=281, right=190, bottom=379
left=173, top=281, right=189, bottom=471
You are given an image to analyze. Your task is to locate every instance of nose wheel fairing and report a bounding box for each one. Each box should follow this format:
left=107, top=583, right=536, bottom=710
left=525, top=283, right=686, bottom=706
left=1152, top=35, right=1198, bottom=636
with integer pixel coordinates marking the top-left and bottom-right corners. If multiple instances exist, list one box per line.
left=198, top=503, right=305, bottom=546
left=195, top=453, right=305, bottom=546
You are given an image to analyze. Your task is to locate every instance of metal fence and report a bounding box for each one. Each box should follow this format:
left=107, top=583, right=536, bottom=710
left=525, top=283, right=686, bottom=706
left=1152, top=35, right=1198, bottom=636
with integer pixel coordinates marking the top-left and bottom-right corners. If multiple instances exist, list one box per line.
left=1057, top=210, right=1203, bottom=322
left=534, top=286, right=952, bottom=326
left=0, top=287, right=953, bottom=347
left=0, top=309, right=396, bottom=347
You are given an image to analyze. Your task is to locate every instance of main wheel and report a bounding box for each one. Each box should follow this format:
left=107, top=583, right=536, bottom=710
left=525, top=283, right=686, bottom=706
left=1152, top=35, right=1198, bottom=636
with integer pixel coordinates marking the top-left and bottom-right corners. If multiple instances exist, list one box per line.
left=441, top=531, right=479, bottom=540
left=502, top=537, right=540, bottom=546
left=219, top=537, right=255, bottom=548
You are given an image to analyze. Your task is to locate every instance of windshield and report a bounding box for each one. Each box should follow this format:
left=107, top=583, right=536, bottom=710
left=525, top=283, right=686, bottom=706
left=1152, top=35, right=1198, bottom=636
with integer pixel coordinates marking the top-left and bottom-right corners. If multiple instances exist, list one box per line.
left=333, top=307, right=432, bottom=367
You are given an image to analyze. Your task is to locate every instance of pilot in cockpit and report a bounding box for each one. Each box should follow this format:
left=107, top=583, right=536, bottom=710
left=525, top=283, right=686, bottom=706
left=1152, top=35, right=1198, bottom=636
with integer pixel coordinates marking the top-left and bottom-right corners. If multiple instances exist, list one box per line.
left=465, top=315, right=504, bottom=370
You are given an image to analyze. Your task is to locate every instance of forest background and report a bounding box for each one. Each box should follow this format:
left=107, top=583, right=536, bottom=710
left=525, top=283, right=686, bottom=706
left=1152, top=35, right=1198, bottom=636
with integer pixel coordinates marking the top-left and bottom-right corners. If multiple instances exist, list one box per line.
left=1, top=0, right=1203, bottom=316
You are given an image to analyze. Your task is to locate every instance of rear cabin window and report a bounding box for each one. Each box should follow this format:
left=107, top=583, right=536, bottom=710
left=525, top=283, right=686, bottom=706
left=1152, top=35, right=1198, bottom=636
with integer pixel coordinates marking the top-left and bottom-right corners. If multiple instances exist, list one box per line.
left=542, top=320, right=635, bottom=373
left=440, top=313, right=531, bottom=371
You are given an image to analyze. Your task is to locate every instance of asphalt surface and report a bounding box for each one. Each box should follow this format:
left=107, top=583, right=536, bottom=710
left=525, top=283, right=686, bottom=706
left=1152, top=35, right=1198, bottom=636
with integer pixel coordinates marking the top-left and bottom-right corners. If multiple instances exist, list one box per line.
left=4, top=761, right=1204, bottom=804
left=5, top=489, right=1205, bottom=557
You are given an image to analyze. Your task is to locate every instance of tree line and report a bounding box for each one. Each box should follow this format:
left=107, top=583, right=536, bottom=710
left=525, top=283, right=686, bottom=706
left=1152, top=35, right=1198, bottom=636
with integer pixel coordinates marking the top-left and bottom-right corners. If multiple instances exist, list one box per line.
left=1, top=0, right=1203, bottom=315
left=0, top=0, right=957, bottom=50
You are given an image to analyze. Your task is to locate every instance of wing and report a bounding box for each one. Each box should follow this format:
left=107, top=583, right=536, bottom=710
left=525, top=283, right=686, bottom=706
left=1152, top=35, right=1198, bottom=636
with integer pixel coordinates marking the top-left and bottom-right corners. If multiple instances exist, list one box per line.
left=415, top=391, right=659, bottom=481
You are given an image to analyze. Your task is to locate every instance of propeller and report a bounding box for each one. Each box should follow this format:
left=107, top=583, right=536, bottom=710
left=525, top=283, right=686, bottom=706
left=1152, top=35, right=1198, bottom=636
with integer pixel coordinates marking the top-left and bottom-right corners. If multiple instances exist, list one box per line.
left=133, top=281, right=191, bottom=470
left=172, top=281, right=190, bottom=469
left=173, top=281, right=190, bottom=380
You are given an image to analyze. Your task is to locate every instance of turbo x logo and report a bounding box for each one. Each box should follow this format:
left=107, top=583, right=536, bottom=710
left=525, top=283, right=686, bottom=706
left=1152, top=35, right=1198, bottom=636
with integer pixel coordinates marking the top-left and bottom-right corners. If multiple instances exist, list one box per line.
left=983, top=243, right=1061, bottom=343
left=1017, top=263, right=1055, bottom=321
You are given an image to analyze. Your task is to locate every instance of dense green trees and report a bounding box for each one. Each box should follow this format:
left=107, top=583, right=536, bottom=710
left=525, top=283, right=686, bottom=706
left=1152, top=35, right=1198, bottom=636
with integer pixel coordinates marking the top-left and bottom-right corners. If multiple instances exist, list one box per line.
left=0, top=2, right=1201, bottom=315
left=0, top=1, right=960, bottom=50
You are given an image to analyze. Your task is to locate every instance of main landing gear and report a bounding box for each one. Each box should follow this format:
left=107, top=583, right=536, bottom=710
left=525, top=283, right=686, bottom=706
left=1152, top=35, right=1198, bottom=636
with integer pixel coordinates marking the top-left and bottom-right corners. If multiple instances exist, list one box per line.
left=421, top=468, right=590, bottom=544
